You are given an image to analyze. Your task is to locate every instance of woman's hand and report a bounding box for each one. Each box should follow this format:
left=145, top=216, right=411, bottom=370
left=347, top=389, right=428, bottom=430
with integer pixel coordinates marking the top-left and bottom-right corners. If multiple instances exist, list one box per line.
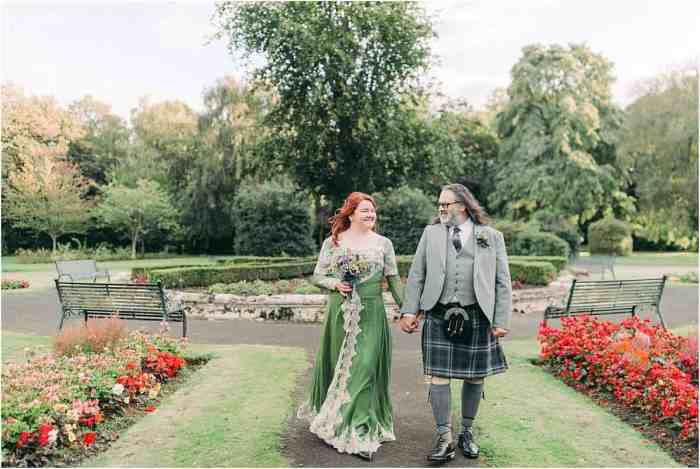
left=335, top=281, right=353, bottom=296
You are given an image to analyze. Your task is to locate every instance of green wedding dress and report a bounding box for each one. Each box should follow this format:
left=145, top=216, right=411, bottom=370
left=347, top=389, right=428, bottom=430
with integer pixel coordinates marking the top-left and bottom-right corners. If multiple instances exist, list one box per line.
left=297, top=235, right=403, bottom=455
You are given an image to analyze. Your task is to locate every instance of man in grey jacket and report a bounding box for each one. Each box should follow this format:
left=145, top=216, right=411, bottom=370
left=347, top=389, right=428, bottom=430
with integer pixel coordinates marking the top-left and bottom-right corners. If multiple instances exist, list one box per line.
left=400, top=183, right=512, bottom=464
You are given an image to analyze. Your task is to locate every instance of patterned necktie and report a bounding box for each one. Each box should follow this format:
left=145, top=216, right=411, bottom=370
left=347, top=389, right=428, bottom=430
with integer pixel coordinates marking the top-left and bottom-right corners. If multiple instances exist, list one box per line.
left=452, top=226, right=462, bottom=252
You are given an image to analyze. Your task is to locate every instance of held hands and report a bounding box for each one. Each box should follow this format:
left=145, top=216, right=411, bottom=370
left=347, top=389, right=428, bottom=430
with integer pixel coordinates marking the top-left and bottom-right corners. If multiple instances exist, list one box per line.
left=335, top=281, right=353, bottom=297
left=399, top=314, right=420, bottom=334
left=492, top=327, right=508, bottom=338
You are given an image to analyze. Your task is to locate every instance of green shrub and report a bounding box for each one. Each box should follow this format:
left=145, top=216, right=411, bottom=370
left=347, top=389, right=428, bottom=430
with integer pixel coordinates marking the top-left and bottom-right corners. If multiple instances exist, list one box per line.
left=395, top=255, right=559, bottom=285
left=149, top=261, right=317, bottom=288
left=207, top=278, right=322, bottom=295
left=373, top=187, right=435, bottom=255
left=588, top=218, right=633, bottom=256
left=232, top=177, right=315, bottom=257
left=512, top=231, right=570, bottom=258
left=533, top=212, right=582, bottom=257
left=508, top=261, right=557, bottom=286
left=491, top=220, right=530, bottom=252
left=510, top=256, right=567, bottom=272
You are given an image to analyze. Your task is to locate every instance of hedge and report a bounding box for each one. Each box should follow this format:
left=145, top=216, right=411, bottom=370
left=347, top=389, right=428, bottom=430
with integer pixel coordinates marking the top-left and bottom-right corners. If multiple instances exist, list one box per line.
left=131, top=256, right=315, bottom=279
left=508, top=261, right=557, bottom=286
left=149, top=261, right=318, bottom=288
left=510, top=255, right=567, bottom=272
left=143, top=255, right=561, bottom=288
left=396, top=255, right=558, bottom=286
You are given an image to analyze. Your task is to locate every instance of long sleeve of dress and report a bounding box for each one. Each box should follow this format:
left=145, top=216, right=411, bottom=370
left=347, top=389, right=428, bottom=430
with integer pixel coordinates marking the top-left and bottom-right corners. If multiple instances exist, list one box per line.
left=383, top=238, right=404, bottom=308
left=311, top=237, right=338, bottom=291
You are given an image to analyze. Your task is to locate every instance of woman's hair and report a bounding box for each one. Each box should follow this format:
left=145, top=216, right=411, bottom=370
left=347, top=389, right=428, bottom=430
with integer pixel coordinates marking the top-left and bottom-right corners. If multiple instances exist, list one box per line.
left=432, top=183, right=491, bottom=225
left=329, top=192, right=377, bottom=246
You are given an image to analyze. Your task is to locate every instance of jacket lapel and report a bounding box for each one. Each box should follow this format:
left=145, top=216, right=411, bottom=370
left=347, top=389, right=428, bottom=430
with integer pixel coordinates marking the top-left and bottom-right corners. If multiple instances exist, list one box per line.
left=436, top=223, right=447, bottom=272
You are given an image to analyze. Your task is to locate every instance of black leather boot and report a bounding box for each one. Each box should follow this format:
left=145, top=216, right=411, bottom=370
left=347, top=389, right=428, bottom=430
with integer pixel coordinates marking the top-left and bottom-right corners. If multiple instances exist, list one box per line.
left=427, top=430, right=455, bottom=464
left=457, top=428, right=479, bottom=459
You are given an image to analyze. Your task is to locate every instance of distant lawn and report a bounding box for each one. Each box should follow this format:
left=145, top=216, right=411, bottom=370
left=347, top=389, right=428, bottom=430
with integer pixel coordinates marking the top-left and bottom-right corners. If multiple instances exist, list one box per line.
left=2, top=255, right=222, bottom=274
left=457, top=338, right=680, bottom=467
left=578, top=251, right=698, bottom=266
left=1, top=330, right=51, bottom=362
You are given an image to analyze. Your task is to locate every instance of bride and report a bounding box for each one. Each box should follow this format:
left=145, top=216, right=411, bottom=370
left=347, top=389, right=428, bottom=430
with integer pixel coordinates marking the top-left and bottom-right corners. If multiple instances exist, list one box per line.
left=297, top=192, right=403, bottom=461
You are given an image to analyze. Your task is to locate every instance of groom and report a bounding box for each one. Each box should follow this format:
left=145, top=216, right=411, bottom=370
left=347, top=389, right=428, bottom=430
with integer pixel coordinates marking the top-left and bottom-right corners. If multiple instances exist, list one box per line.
left=400, top=183, right=512, bottom=464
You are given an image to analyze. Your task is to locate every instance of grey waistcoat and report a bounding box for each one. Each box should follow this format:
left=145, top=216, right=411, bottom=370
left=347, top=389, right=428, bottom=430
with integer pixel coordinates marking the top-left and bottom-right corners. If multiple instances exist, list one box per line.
left=438, top=229, right=477, bottom=306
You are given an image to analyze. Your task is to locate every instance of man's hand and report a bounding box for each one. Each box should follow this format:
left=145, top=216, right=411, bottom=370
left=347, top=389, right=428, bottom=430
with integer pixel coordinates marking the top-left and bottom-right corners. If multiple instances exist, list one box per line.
left=400, top=315, right=419, bottom=333
left=492, top=327, right=508, bottom=338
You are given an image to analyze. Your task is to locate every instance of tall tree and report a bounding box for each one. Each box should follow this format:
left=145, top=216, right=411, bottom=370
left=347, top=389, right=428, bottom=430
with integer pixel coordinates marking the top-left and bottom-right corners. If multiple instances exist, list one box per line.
left=1, top=84, right=86, bottom=252
left=67, top=95, right=130, bottom=186
left=94, top=179, right=180, bottom=259
left=130, top=97, right=199, bottom=193
left=5, top=145, right=93, bottom=252
left=180, top=77, right=276, bottom=252
left=214, top=1, right=434, bottom=208
left=618, top=64, right=699, bottom=248
left=491, top=44, right=633, bottom=229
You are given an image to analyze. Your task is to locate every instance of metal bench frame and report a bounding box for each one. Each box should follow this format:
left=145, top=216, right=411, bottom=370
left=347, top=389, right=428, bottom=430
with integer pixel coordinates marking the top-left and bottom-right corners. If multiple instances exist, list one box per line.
left=55, top=260, right=111, bottom=282
left=55, top=280, right=187, bottom=337
left=544, top=276, right=667, bottom=329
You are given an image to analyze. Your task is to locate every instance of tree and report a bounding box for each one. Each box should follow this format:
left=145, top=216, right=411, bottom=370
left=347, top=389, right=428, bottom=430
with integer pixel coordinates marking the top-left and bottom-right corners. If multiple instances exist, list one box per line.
left=5, top=145, right=93, bottom=252
left=618, top=64, right=699, bottom=249
left=94, top=179, right=180, bottom=259
left=130, top=97, right=198, bottom=193
left=214, top=1, right=434, bottom=208
left=2, top=84, right=86, bottom=252
left=436, top=110, right=500, bottom=209
left=67, top=95, right=130, bottom=186
left=178, top=76, right=278, bottom=252
left=491, top=44, right=633, bottom=229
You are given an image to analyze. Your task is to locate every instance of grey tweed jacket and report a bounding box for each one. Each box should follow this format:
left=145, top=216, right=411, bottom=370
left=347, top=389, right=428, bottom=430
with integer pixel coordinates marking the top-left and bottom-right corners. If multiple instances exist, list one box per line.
left=400, top=222, right=513, bottom=330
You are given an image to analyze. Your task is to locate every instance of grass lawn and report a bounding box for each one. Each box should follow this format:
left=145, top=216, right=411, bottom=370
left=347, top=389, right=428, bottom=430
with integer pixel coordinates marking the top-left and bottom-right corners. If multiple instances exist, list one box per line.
left=1, top=330, right=51, bottom=362
left=1, top=255, right=220, bottom=274
left=456, top=338, right=681, bottom=467
left=84, top=343, right=309, bottom=467
left=578, top=251, right=698, bottom=266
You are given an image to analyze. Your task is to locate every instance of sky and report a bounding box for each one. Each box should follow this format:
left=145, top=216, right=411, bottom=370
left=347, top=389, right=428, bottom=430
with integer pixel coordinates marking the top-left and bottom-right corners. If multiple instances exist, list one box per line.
left=2, top=0, right=698, bottom=121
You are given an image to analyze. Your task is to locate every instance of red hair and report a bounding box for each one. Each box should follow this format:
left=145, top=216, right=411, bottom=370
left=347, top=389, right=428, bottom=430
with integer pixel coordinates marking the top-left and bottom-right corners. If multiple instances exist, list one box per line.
left=329, top=192, right=376, bottom=246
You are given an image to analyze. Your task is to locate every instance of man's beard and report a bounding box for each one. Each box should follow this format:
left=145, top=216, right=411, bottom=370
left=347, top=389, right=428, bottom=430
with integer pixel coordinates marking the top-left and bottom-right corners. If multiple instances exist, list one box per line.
left=440, top=212, right=460, bottom=227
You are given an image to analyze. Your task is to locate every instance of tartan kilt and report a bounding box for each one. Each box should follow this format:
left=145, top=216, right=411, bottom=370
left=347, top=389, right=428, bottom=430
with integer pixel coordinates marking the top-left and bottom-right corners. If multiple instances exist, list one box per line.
left=421, top=302, right=508, bottom=380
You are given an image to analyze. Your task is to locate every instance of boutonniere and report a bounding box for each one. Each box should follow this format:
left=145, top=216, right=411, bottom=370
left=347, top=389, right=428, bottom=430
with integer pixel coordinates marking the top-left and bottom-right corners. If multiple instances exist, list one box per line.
left=476, top=231, right=490, bottom=248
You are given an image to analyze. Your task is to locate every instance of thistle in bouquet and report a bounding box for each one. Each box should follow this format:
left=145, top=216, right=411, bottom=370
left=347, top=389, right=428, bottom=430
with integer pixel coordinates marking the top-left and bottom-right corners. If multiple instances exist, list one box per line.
left=332, top=254, right=371, bottom=290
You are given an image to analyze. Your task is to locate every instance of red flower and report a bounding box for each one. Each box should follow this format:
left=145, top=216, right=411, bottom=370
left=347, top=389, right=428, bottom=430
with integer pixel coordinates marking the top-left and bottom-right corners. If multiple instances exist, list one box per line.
left=16, top=431, right=31, bottom=448
left=144, top=405, right=157, bottom=413
left=82, top=432, right=97, bottom=446
left=126, top=362, right=137, bottom=370
left=37, top=423, right=53, bottom=447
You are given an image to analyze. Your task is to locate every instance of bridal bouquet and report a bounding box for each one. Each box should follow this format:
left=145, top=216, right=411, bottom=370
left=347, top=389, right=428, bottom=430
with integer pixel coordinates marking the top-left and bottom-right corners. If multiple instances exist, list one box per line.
left=331, top=254, right=371, bottom=285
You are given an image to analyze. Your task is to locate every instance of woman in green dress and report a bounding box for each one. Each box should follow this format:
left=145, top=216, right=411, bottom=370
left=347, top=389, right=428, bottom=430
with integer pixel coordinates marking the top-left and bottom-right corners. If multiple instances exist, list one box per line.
left=298, top=192, right=404, bottom=461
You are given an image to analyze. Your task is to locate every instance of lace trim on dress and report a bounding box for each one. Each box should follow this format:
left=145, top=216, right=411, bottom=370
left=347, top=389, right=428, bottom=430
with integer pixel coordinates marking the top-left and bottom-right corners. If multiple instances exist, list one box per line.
left=297, top=284, right=395, bottom=454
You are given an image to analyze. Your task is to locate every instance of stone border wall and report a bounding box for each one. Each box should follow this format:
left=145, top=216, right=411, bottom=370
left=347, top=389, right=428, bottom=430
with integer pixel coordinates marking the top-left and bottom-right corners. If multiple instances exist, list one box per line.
left=176, top=281, right=571, bottom=323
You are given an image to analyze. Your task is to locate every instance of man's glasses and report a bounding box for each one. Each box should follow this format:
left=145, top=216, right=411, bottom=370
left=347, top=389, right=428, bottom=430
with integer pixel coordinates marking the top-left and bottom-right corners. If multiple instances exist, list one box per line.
left=438, top=201, right=461, bottom=209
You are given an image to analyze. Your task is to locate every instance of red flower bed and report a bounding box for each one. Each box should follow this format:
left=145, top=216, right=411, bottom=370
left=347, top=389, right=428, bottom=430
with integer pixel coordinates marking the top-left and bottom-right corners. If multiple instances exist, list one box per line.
left=538, top=316, right=698, bottom=440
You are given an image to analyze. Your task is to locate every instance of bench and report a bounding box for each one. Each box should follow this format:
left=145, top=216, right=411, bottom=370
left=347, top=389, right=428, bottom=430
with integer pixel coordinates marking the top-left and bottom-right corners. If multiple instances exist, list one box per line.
left=544, top=276, right=667, bottom=329
left=55, top=260, right=111, bottom=282
left=573, top=254, right=616, bottom=279
left=55, top=280, right=187, bottom=337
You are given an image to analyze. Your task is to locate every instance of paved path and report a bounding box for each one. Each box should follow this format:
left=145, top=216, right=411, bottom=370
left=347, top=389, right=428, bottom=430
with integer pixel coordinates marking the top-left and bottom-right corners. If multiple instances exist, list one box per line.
left=1, top=278, right=697, bottom=467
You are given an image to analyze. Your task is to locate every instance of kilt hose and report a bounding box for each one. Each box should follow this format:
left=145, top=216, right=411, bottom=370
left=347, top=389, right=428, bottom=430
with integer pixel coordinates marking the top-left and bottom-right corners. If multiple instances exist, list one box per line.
left=422, top=302, right=508, bottom=380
